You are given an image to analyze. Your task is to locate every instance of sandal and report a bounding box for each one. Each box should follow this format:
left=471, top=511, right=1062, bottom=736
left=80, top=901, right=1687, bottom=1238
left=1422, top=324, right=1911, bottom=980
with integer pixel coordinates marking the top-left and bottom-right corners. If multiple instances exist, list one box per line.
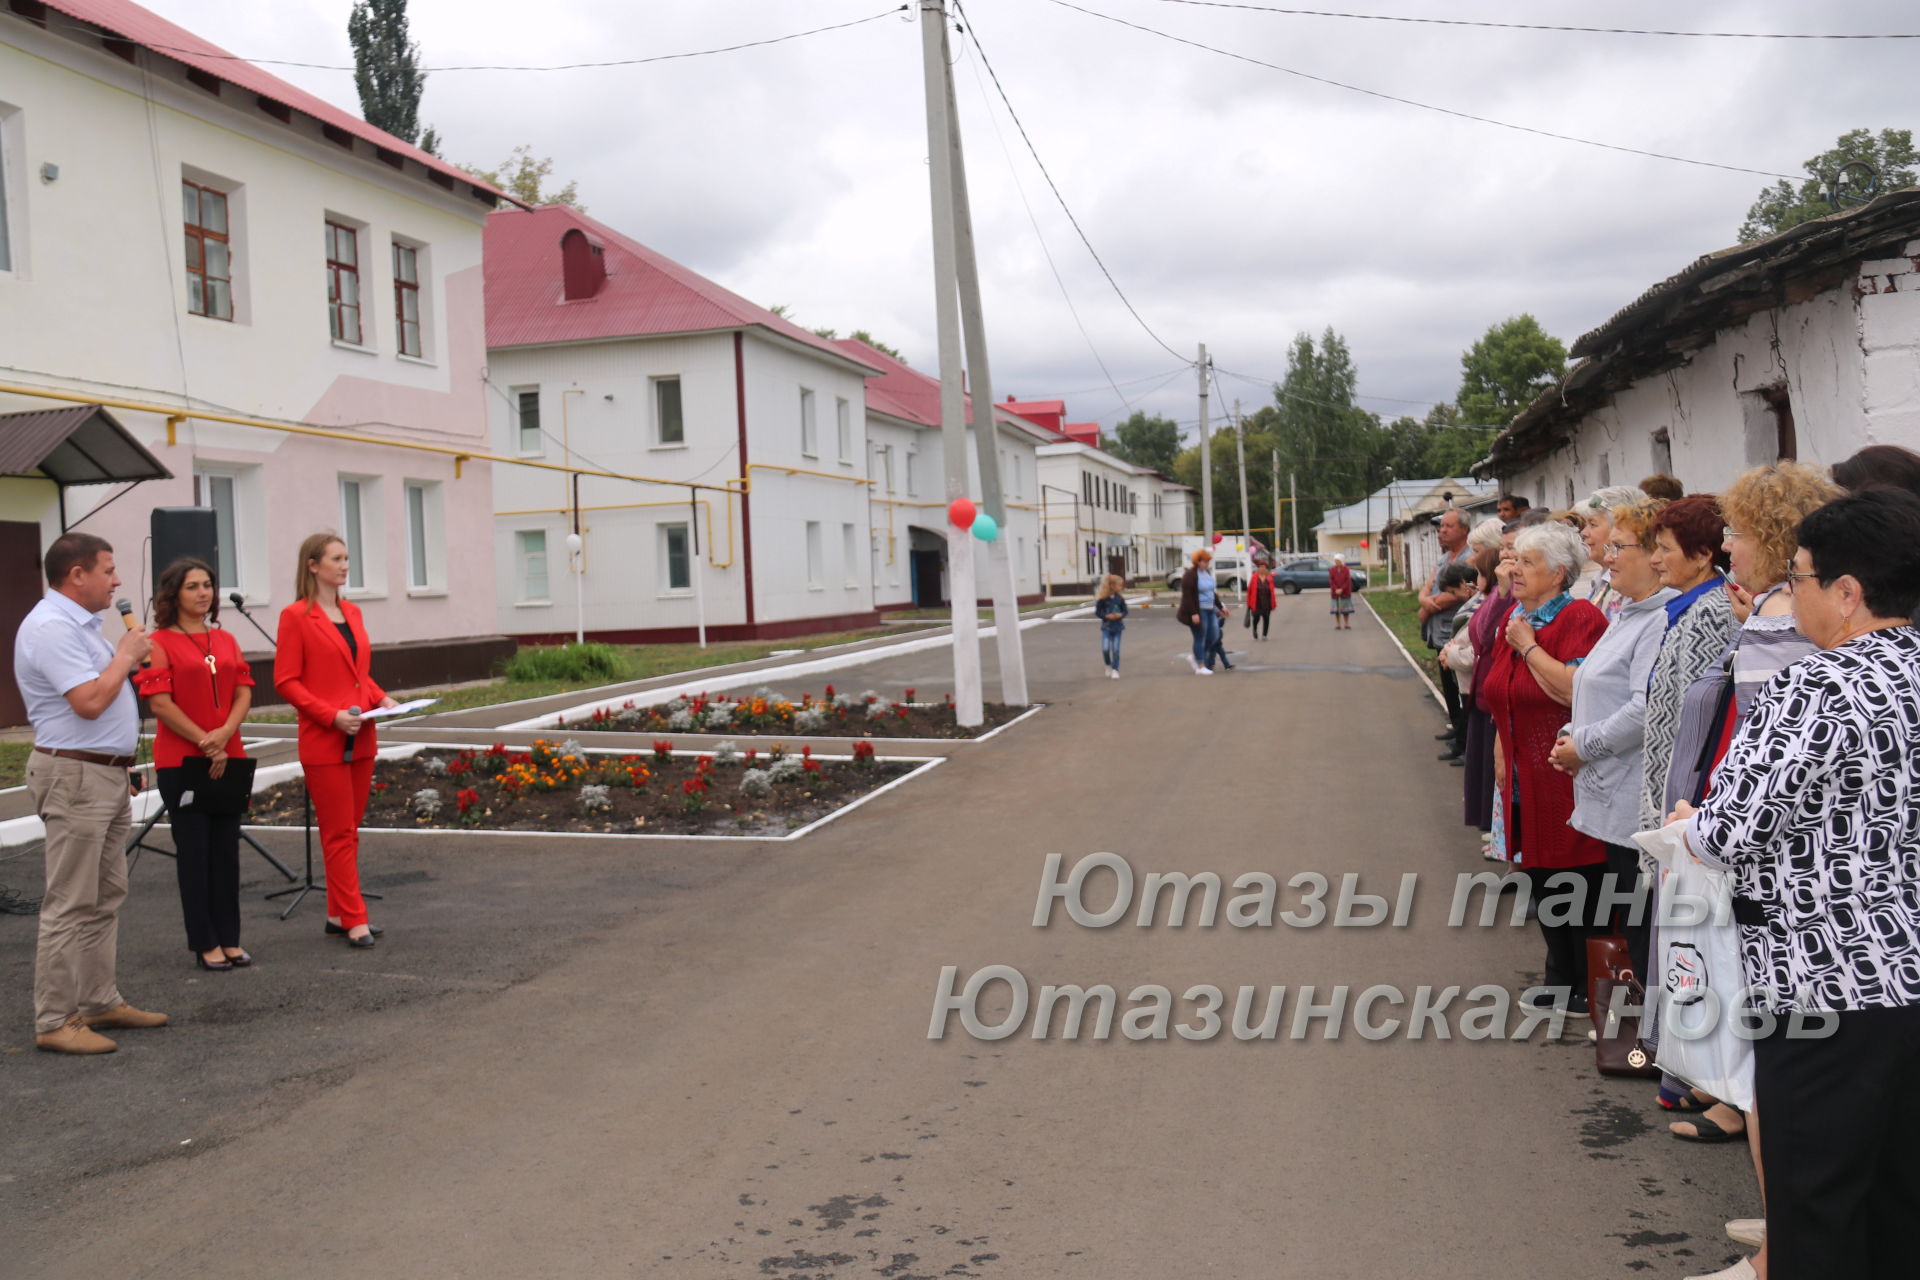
left=1658, top=1088, right=1710, bottom=1112
left=1671, top=1110, right=1746, bottom=1143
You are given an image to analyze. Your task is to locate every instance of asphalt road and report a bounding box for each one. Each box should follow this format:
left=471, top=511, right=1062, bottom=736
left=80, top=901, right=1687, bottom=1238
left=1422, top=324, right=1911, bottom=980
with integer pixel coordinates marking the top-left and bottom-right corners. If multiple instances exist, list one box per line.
left=2, top=594, right=1755, bottom=1278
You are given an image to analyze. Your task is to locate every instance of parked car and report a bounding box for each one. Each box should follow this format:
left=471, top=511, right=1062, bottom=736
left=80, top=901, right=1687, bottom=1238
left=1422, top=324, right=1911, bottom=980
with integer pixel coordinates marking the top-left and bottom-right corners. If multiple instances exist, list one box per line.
left=1272, top=556, right=1368, bottom=594
left=1164, top=551, right=1252, bottom=593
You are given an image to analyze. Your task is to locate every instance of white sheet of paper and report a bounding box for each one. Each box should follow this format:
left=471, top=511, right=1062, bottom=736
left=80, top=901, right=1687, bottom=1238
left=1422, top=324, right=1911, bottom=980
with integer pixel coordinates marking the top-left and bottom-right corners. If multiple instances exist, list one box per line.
left=359, top=698, right=439, bottom=721
left=180, top=790, right=195, bottom=806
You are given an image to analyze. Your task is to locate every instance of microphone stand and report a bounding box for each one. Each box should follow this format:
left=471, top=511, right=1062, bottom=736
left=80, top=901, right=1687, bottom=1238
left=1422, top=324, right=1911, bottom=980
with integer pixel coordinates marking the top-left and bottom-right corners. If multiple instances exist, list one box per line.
left=236, top=595, right=381, bottom=920
left=127, top=596, right=297, bottom=883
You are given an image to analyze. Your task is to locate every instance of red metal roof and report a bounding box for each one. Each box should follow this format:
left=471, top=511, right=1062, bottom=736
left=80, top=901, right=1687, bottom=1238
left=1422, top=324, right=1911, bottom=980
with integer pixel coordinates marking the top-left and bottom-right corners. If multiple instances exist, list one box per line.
left=1001, top=398, right=1067, bottom=435
left=33, top=0, right=502, bottom=201
left=833, top=339, right=1049, bottom=439
left=486, top=206, right=877, bottom=371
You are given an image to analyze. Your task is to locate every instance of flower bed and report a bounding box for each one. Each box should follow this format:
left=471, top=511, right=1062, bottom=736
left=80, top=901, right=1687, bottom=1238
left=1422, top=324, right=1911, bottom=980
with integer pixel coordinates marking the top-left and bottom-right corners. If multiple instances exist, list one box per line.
left=555, top=684, right=1026, bottom=739
left=244, top=740, right=915, bottom=837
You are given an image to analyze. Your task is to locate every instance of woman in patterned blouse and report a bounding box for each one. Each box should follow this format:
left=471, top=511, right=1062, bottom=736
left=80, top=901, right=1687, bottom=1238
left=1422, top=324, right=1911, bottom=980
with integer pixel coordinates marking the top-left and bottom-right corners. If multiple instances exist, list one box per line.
left=1638, top=495, right=1738, bottom=833
left=1674, top=488, right=1920, bottom=1280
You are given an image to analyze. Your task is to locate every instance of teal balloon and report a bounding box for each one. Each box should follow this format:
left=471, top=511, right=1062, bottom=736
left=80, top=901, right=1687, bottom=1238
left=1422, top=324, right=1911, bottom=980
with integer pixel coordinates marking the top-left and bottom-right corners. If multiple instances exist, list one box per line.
left=971, top=512, right=1000, bottom=542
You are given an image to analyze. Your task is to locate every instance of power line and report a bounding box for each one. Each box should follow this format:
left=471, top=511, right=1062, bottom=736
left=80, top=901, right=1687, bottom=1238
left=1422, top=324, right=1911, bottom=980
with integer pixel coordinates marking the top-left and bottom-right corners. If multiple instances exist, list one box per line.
left=42, top=7, right=907, bottom=73
left=951, top=0, right=1193, bottom=362
left=1143, top=1, right=1920, bottom=41
left=1042, top=0, right=1799, bottom=180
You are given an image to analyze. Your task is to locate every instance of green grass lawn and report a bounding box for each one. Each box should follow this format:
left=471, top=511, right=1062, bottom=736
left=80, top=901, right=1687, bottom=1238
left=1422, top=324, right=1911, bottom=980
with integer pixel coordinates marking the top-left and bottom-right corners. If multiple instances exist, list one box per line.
left=1, top=741, right=27, bottom=789
left=241, top=625, right=910, bottom=723
left=1361, top=587, right=1442, bottom=683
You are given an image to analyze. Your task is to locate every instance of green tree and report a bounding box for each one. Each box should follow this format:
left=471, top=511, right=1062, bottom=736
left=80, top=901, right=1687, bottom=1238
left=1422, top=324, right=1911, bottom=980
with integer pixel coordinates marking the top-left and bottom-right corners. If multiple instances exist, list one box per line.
left=849, top=330, right=904, bottom=361
left=1456, top=315, right=1566, bottom=430
left=1102, top=411, right=1181, bottom=475
left=463, top=146, right=584, bottom=208
left=348, top=0, right=430, bottom=146
left=1739, top=128, right=1918, bottom=242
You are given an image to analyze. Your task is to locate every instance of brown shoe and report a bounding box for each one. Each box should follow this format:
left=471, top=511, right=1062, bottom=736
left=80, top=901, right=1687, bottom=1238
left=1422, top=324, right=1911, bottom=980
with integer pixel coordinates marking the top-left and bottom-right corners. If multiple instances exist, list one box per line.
left=82, top=1003, right=169, bottom=1031
left=36, top=1014, right=118, bottom=1054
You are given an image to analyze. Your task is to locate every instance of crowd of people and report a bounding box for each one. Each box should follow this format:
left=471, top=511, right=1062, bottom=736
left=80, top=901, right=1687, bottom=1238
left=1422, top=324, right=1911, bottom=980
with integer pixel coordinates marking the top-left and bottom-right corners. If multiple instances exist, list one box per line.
left=1433, top=450, right=1920, bottom=1280
left=18, top=530, right=397, bottom=1056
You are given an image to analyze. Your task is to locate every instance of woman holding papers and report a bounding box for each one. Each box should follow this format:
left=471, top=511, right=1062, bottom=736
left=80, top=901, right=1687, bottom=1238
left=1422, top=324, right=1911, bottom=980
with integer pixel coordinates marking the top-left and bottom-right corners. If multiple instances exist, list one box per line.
left=139, top=558, right=256, bottom=970
left=275, top=533, right=396, bottom=948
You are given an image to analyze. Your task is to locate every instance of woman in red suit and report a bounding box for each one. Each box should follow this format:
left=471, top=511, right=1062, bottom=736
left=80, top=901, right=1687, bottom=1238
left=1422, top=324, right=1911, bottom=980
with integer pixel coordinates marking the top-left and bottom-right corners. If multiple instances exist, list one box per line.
left=138, top=558, right=255, bottom=970
left=1482, top=519, right=1610, bottom=1015
left=275, top=532, right=396, bottom=947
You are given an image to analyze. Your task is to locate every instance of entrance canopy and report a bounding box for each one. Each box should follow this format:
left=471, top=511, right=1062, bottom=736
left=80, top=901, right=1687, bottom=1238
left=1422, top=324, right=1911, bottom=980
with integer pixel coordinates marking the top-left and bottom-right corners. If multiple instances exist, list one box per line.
left=0, top=404, right=173, bottom=486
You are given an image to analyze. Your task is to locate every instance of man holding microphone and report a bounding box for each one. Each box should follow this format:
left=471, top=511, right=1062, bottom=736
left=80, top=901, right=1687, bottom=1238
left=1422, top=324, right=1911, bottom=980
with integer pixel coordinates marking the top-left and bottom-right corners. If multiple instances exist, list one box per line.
left=14, top=533, right=169, bottom=1054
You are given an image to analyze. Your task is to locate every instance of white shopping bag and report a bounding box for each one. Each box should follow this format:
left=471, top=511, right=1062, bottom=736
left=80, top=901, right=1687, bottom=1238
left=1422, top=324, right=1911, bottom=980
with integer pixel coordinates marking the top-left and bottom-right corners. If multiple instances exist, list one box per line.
left=1645, top=853, right=1756, bottom=1112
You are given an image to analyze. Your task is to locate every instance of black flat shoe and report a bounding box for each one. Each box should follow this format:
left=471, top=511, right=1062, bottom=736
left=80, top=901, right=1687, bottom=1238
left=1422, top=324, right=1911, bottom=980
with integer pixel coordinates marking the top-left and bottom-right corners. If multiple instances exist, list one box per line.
left=326, top=922, right=385, bottom=938
left=346, top=931, right=378, bottom=949
left=196, top=953, right=234, bottom=972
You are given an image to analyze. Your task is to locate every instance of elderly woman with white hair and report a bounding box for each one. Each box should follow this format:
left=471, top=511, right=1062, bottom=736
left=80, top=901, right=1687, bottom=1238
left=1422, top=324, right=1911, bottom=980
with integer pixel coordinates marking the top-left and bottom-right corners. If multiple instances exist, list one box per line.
left=1482, top=520, right=1612, bottom=1013
left=1578, top=485, right=1647, bottom=619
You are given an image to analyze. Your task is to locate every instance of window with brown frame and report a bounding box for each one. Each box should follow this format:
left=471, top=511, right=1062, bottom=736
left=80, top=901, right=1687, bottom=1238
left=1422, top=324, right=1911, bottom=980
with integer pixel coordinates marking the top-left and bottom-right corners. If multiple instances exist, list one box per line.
left=183, top=180, right=232, bottom=320
left=325, top=220, right=361, bottom=344
left=392, top=241, right=421, bottom=357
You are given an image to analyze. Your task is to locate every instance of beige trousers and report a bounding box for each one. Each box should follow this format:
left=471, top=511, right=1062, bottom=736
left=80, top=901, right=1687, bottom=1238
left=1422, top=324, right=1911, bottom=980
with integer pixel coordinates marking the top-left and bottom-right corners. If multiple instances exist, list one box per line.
left=27, top=754, right=131, bottom=1034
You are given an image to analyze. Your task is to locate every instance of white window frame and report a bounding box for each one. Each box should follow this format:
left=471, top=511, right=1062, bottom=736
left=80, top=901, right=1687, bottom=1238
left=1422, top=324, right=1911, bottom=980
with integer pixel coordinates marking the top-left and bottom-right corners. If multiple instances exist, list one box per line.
left=653, top=375, right=685, bottom=447
left=799, top=387, right=818, bottom=457
left=0, top=100, right=21, bottom=276
left=191, top=467, right=244, bottom=601
left=805, top=520, right=823, bottom=589
left=905, top=449, right=919, bottom=497
left=403, top=479, right=445, bottom=594
left=337, top=474, right=385, bottom=598
left=659, top=521, right=692, bottom=594
left=836, top=396, right=852, bottom=463
left=842, top=522, right=860, bottom=588
left=513, top=386, right=543, bottom=456
left=515, top=529, right=551, bottom=604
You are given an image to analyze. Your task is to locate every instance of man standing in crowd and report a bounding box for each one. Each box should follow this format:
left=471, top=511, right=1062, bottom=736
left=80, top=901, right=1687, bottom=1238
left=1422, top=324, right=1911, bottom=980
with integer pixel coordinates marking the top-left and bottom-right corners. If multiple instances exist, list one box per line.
left=1419, top=508, right=1474, bottom=761
left=15, top=532, right=168, bottom=1055
left=1495, top=494, right=1531, bottom=523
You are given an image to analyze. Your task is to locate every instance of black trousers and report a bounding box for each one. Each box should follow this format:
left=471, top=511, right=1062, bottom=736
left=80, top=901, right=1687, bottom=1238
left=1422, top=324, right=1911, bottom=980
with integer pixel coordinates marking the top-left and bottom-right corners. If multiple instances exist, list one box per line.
left=1755, top=1004, right=1920, bottom=1278
left=1249, top=607, right=1271, bottom=639
left=1436, top=663, right=1466, bottom=749
left=1522, top=863, right=1609, bottom=998
left=1603, top=842, right=1651, bottom=983
left=157, top=767, right=243, bottom=952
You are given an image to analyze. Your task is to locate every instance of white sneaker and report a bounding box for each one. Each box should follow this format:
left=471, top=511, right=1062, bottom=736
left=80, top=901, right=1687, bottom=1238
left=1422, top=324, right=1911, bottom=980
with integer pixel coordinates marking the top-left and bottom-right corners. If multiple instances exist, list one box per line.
left=1683, top=1258, right=1756, bottom=1280
left=1195, top=666, right=1213, bottom=675
left=1725, top=1219, right=1764, bottom=1248
left=1110, top=669, right=1120, bottom=679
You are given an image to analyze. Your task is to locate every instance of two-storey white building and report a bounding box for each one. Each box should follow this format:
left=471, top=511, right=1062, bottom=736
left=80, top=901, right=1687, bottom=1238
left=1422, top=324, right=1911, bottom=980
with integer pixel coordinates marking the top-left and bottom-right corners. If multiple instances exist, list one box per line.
left=485, top=205, right=887, bottom=642
left=1035, top=439, right=1192, bottom=591
left=1, top=0, right=513, bottom=719
left=834, top=338, right=1047, bottom=610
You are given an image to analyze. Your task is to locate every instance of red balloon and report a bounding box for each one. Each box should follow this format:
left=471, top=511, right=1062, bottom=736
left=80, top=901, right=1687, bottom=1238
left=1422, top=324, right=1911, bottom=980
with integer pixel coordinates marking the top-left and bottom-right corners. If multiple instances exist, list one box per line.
left=1212, top=532, right=1223, bottom=544
left=948, top=497, right=977, bottom=529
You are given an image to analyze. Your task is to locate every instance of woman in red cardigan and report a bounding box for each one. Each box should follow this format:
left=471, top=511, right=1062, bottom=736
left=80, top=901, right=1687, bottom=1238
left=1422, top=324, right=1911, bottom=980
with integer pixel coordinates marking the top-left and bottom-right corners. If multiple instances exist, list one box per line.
left=275, top=532, right=396, bottom=947
left=1483, top=520, right=1610, bottom=1015
left=138, top=558, right=255, bottom=970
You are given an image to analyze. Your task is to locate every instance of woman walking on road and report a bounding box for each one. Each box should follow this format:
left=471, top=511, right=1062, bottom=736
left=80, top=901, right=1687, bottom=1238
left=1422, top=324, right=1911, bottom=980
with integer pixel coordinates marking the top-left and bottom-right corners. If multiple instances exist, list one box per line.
left=1245, top=558, right=1278, bottom=641
left=1328, top=555, right=1355, bottom=630
left=1176, top=548, right=1220, bottom=674
left=1094, top=574, right=1128, bottom=678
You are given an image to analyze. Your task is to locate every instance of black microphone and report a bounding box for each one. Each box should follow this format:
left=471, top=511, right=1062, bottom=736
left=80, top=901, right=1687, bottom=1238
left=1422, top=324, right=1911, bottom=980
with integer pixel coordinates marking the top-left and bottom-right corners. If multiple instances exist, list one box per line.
left=344, top=705, right=362, bottom=762
left=225, top=591, right=277, bottom=646
left=114, top=598, right=150, bottom=667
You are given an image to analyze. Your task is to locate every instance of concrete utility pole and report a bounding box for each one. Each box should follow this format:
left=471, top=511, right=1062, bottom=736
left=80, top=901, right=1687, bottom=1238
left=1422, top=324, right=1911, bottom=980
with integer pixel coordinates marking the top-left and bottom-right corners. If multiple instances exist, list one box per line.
left=919, top=0, right=982, bottom=726
left=1290, top=471, right=1299, bottom=552
left=1198, top=343, right=1213, bottom=549
left=1233, top=397, right=1250, bottom=571
left=1271, top=448, right=1280, bottom=558
left=943, top=47, right=1028, bottom=707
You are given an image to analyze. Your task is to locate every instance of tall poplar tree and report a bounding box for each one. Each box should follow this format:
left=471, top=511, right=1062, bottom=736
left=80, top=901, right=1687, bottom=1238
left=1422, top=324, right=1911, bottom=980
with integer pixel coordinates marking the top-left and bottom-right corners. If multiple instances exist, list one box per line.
left=349, top=0, right=429, bottom=148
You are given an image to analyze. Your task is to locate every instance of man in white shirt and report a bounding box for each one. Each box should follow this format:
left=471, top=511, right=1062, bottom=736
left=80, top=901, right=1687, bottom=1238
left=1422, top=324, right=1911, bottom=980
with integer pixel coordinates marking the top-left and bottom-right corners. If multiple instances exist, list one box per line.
left=14, top=532, right=166, bottom=1054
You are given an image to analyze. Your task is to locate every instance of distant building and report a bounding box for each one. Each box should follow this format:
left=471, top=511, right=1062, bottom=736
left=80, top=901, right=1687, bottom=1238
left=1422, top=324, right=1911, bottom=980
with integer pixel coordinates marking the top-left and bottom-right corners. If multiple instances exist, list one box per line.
left=1480, top=189, right=1920, bottom=499
left=483, top=205, right=885, bottom=642
left=1312, top=478, right=1492, bottom=569
left=1, top=0, right=514, bottom=723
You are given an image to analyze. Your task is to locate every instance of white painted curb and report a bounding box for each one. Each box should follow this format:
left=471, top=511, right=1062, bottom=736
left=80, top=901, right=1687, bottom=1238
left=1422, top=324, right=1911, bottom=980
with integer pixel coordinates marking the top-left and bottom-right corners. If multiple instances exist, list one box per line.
left=1360, top=593, right=1448, bottom=711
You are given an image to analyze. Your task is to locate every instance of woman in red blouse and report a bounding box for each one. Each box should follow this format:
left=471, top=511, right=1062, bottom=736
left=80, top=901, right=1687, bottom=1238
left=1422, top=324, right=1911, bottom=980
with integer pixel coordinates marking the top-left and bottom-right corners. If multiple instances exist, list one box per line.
left=137, top=558, right=255, bottom=971
left=1482, top=521, right=1610, bottom=1015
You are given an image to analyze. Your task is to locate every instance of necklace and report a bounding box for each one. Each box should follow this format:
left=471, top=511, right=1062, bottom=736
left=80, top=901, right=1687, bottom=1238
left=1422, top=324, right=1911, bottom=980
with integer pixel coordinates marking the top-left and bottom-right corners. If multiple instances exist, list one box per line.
left=178, top=622, right=221, bottom=708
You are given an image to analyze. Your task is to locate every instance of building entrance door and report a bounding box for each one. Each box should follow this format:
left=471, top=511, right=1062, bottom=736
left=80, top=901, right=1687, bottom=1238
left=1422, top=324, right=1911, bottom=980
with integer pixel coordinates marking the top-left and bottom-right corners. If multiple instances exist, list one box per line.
left=0, top=521, right=44, bottom=726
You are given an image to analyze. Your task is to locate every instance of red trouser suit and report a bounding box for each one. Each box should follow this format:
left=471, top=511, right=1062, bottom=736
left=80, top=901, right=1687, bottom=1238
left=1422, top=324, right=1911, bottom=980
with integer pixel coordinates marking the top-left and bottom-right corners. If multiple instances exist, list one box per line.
left=274, top=600, right=385, bottom=930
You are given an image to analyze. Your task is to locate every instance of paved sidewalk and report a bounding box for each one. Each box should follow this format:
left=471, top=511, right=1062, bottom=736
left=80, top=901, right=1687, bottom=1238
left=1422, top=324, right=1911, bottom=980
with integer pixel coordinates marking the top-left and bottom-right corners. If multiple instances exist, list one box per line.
left=2, top=595, right=1753, bottom=1278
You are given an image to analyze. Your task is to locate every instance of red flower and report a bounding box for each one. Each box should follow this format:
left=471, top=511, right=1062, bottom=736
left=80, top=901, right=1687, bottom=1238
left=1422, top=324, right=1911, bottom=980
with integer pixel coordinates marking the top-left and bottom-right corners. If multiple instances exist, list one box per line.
left=455, top=787, right=480, bottom=813
left=744, top=749, right=758, bottom=764
left=824, top=683, right=835, bottom=699
left=852, top=740, right=875, bottom=764
left=652, top=739, right=674, bottom=761
left=447, top=757, right=472, bottom=777
left=682, top=776, right=710, bottom=795
left=488, top=742, right=507, bottom=757
left=695, top=755, right=714, bottom=775
left=801, top=744, right=813, bottom=760
left=802, top=758, right=822, bottom=773
left=904, top=688, right=916, bottom=703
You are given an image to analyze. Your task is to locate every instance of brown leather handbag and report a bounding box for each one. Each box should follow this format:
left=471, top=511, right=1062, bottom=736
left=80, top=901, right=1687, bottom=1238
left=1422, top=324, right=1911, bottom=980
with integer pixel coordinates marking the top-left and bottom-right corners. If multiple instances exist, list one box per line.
left=1589, top=933, right=1659, bottom=1078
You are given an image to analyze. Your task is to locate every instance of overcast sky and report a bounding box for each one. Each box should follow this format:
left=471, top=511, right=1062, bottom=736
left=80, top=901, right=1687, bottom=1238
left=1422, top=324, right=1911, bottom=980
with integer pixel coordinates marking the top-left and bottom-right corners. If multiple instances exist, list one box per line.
left=143, top=0, right=1919, bottom=438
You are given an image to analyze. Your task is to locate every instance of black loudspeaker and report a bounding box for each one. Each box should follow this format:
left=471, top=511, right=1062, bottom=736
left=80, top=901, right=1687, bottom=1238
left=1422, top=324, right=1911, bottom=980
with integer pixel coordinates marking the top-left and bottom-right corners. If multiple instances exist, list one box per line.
left=151, top=507, right=221, bottom=587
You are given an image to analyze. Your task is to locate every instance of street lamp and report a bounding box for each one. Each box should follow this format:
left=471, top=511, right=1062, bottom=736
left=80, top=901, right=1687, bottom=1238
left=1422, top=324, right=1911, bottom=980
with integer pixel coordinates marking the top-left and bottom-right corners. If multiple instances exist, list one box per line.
left=565, top=530, right=584, bottom=645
